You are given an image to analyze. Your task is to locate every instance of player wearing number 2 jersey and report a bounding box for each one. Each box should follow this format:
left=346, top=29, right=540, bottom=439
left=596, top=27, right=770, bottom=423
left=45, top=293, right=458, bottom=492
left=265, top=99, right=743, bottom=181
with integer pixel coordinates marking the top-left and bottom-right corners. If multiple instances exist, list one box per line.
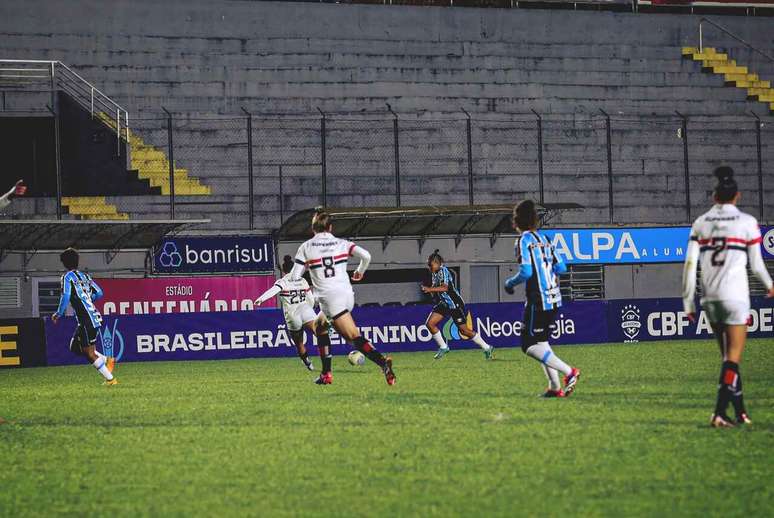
left=255, top=255, right=328, bottom=372
left=682, top=167, right=774, bottom=428
left=504, top=200, right=580, bottom=398
left=290, top=209, right=396, bottom=386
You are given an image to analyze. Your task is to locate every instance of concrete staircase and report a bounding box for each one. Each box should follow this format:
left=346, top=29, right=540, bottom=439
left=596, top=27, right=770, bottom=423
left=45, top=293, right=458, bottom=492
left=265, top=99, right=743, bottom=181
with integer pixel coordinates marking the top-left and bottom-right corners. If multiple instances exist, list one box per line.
left=62, top=196, right=129, bottom=220
left=682, top=47, right=774, bottom=113
left=2, top=2, right=774, bottom=229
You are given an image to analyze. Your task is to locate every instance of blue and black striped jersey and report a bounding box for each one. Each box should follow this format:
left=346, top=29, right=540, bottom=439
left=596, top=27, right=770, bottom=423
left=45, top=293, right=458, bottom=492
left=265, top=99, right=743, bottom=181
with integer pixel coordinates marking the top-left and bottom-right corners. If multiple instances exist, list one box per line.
left=430, top=265, right=465, bottom=309
left=55, top=270, right=104, bottom=328
left=507, top=231, right=567, bottom=311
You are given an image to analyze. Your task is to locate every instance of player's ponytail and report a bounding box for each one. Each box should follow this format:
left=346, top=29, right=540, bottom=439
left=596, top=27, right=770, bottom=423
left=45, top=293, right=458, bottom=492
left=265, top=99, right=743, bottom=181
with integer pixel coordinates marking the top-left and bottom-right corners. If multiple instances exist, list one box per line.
left=280, top=255, right=294, bottom=274
left=427, top=249, right=444, bottom=267
left=312, top=207, right=333, bottom=233
left=713, top=166, right=738, bottom=203
left=513, top=199, right=538, bottom=232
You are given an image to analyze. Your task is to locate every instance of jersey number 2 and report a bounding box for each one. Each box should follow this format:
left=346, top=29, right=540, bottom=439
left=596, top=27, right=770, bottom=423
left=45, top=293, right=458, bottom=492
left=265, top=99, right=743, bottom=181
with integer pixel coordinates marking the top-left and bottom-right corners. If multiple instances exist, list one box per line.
left=709, top=237, right=727, bottom=267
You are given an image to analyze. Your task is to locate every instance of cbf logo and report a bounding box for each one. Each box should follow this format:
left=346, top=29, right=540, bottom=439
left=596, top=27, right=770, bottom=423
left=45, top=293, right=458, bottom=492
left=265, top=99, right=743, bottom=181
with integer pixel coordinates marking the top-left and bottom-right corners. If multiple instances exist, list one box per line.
left=763, top=228, right=774, bottom=258
left=158, top=242, right=183, bottom=268
left=99, top=319, right=125, bottom=362
left=620, top=305, right=641, bottom=342
left=442, top=312, right=474, bottom=340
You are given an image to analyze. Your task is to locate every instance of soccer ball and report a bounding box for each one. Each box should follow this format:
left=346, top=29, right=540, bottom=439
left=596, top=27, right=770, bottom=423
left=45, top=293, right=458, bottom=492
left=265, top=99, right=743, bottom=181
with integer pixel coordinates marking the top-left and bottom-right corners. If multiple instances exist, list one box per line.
left=347, top=350, right=365, bottom=366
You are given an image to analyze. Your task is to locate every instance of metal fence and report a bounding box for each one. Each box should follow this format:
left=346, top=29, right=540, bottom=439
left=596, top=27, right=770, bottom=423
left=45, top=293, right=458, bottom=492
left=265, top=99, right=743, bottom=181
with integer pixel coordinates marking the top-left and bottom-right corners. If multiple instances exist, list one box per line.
left=115, top=111, right=774, bottom=230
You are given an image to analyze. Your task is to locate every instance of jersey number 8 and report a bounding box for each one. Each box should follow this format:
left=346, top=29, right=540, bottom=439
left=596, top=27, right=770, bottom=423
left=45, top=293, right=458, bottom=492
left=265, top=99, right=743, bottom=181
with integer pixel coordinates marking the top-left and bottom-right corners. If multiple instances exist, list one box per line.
left=322, top=256, right=336, bottom=278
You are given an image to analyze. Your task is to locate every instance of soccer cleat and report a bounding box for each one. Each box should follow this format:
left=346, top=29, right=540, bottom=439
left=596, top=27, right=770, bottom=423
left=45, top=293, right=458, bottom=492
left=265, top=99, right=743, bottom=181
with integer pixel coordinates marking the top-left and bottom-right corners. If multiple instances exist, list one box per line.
left=383, top=357, right=396, bottom=386
left=305, top=361, right=315, bottom=372
left=103, top=378, right=118, bottom=386
left=433, top=348, right=450, bottom=359
left=106, top=357, right=116, bottom=373
left=710, top=413, right=736, bottom=428
left=563, top=368, right=581, bottom=396
left=484, top=346, right=495, bottom=360
left=314, top=372, right=333, bottom=385
left=737, top=412, right=752, bottom=426
left=540, top=388, right=565, bottom=398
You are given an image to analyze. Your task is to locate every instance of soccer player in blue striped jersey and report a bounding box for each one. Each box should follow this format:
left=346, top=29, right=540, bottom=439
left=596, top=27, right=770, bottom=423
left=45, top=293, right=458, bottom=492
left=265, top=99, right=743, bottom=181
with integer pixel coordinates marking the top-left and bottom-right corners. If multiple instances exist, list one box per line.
left=51, top=248, right=117, bottom=385
left=504, top=201, right=580, bottom=397
left=422, top=250, right=494, bottom=360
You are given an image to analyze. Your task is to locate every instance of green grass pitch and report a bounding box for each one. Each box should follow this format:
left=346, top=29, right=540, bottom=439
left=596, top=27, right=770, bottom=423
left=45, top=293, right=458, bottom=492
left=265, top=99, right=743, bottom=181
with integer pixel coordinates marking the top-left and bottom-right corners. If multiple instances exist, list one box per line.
left=2, top=339, right=772, bottom=517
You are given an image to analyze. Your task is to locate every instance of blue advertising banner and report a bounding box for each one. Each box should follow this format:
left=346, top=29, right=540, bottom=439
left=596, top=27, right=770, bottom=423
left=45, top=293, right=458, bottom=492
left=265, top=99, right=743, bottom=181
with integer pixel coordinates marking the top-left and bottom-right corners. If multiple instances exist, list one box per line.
left=43, top=301, right=606, bottom=366
left=542, top=227, right=691, bottom=264
left=153, top=235, right=274, bottom=274
left=607, top=297, right=774, bottom=343
left=542, top=225, right=774, bottom=264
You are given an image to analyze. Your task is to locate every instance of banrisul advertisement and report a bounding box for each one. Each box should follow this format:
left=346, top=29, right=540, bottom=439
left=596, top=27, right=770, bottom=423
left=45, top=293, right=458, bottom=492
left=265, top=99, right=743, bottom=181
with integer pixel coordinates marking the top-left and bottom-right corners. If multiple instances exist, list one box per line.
left=153, top=235, right=274, bottom=274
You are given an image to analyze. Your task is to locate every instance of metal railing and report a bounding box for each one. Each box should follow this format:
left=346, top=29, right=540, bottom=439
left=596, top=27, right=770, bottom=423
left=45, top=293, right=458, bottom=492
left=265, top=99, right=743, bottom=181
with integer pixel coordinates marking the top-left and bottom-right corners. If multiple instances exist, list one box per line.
left=120, top=111, right=773, bottom=231
left=0, top=59, right=130, bottom=153
left=697, top=17, right=774, bottom=64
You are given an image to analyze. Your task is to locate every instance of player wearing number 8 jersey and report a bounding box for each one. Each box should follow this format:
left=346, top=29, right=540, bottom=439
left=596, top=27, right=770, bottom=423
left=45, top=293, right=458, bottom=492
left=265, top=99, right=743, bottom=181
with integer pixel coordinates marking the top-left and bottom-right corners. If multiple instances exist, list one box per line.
left=504, top=200, right=580, bottom=398
left=290, top=209, right=396, bottom=386
left=682, top=167, right=774, bottom=428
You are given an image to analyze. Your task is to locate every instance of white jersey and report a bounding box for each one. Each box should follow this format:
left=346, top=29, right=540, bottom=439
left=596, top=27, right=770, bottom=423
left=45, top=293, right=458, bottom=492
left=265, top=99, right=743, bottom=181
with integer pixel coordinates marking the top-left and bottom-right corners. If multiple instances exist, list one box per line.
left=274, top=274, right=314, bottom=316
left=682, top=204, right=772, bottom=313
left=293, top=232, right=358, bottom=295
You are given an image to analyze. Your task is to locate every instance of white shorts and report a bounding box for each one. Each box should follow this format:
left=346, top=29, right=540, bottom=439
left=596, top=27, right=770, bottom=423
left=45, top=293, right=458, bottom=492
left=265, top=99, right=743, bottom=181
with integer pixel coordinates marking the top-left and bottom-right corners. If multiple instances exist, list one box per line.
left=284, top=304, right=319, bottom=332
left=702, top=299, right=751, bottom=326
left=316, top=289, right=355, bottom=320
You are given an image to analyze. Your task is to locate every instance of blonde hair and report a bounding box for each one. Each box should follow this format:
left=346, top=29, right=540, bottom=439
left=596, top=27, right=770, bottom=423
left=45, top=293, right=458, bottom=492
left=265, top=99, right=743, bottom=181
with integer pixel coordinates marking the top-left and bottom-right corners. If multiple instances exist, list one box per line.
left=312, top=209, right=332, bottom=233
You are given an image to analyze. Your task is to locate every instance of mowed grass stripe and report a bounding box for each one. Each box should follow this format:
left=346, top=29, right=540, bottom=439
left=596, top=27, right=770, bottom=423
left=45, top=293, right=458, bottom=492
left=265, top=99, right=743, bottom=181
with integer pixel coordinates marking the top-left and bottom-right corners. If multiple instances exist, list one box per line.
left=1, top=339, right=772, bottom=517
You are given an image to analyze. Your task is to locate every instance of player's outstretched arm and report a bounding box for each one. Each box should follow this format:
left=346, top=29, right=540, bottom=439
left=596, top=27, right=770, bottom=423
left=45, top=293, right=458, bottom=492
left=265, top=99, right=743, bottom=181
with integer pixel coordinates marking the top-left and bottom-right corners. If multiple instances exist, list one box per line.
left=681, top=239, right=700, bottom=316
left=748, top=235, right=774, bottom=298
left=255, top=284, right=281, bottom=306
left=351, top=245, right=371, bottom=281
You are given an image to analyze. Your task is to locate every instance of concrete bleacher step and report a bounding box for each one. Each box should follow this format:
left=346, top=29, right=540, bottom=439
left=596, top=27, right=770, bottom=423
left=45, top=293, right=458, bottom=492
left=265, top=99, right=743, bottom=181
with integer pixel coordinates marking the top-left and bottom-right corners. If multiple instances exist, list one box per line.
left=683, top=47, right=774, bottom=114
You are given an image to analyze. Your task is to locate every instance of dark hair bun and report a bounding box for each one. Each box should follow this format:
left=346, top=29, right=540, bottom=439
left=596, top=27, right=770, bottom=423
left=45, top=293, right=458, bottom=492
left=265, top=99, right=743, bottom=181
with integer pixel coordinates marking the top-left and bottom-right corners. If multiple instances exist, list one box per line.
left=713, top=166, right=738, bottom=203
left=714, top=166, right=735, bottom=182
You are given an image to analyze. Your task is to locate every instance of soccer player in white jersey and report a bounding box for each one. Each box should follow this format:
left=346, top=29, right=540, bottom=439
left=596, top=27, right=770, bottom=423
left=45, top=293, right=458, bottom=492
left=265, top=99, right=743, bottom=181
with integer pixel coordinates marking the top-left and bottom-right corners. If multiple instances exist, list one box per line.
left=682, top=167, right=774, bottom=428
left=255, top=255, right=330, bottom=372
left=290, top=209, right=396, bottom=386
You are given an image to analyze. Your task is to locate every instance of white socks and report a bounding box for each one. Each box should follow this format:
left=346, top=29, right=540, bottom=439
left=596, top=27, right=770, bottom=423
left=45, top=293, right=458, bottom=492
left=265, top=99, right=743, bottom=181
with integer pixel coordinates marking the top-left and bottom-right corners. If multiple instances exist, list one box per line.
left=541, top=364, right=562, bottom=390
left=470, top=333, right=492, bottom=351
left=526, top=342, right=572, bottom=377
left=432, top=331, right=448, bottom=350
left=433, top=330, right=492, bottom=351
left=92, top=357, right=114, bottom=381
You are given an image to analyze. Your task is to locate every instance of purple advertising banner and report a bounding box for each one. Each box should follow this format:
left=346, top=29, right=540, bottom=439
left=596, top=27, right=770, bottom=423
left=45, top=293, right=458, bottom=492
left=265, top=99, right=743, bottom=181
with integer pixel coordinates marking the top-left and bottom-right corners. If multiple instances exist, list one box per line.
left=43, top=297, right=772, bottom=366
left=607, top=297, right=774, bottom=343
left=43, top=301, right=606, bottom=366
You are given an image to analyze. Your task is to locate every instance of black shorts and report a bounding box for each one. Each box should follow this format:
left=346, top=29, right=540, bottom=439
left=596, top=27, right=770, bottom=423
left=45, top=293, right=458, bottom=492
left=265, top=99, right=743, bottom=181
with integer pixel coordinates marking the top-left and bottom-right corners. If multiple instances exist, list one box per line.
left=69, top=323, right=99, bottom=356
left=521, top=304, right=558, bottom=351
left=432, top=303, right=467, bottom=326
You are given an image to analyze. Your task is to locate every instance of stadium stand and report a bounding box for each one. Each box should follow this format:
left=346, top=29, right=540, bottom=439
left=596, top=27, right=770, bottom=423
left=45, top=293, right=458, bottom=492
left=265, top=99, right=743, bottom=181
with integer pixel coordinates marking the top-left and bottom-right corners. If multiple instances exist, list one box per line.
left=1, top=1, right=773, bottom=229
